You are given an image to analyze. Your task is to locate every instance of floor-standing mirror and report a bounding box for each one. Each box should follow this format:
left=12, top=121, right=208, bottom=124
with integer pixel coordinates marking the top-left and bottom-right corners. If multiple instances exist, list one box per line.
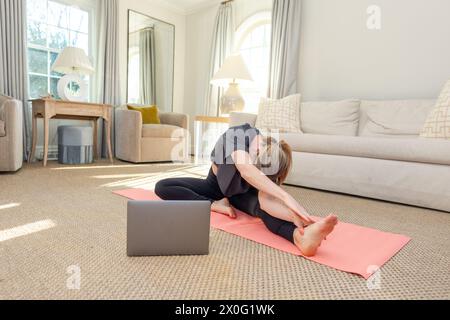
left=127, top=10, right=175, bottom=112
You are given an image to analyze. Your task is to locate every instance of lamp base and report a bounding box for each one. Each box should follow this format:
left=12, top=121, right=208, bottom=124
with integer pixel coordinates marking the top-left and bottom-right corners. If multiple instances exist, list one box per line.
left=57, top=74, right=89, bottom=102
left=220, top=83, right=245, bottom=115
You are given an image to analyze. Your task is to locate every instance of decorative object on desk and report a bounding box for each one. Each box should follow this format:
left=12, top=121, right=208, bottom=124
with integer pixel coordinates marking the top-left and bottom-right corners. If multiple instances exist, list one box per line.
left=211, top=54, right=253, bottom=115
left=51, top=47, right=95, bottom=102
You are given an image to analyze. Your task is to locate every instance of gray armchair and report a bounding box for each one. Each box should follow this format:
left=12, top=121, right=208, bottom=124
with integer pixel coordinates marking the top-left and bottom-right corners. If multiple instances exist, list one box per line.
left=0, top=95, right=23, bottom=172
left=115, top=107, right=189, bottom=163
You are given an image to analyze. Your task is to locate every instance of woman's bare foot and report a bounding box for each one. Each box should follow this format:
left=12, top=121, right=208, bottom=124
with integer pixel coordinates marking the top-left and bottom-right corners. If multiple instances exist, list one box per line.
left=293, top=215, right=338, bottom=256
left=212, top=198, right=236, bottom=218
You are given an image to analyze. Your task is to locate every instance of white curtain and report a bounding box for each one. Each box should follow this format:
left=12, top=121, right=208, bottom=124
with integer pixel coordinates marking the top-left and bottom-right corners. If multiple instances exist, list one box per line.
left=204, top=2, right=234, bottom=116
left=139, top=27, right=156, bottom=105
left=95, top=0, right=121, bottom=157
left=268, top=0, right=302, bottom=99
left=0, top=0, right=31, bottom=159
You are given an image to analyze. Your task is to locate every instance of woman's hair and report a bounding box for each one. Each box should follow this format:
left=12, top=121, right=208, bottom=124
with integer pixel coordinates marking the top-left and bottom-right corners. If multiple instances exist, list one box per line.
left=256, top=137, right=293, bottom=185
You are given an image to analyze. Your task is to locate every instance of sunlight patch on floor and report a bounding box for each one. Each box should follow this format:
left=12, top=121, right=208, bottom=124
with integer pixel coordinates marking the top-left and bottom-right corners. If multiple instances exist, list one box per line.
left=99, top=165, right=210, bottom=190
left=0, top=203, right=21, bottom=211
left=51, top=162, right=189, bottom=171
left=171, top=165, right=210, bottom=176
left=0, top=219, right=56, bottom=242
left=100, top=171, right=197, bottom=189
left=91, top=173, right=158, bottom=179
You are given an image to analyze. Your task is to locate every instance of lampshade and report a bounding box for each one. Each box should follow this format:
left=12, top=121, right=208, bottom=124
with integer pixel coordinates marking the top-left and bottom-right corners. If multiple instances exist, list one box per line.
left=51, top=47, right=95, bottom=75
left=211, top=54, right=253, bottom=87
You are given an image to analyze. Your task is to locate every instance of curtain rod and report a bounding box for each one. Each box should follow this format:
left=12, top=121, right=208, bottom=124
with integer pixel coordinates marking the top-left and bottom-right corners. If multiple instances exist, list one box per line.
left=221, top=0, right=234, bottom=5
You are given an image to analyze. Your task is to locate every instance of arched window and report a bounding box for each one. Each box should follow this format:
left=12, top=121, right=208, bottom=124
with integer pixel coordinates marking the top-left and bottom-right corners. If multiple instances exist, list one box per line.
left=235, top=12, right=272, bottom=113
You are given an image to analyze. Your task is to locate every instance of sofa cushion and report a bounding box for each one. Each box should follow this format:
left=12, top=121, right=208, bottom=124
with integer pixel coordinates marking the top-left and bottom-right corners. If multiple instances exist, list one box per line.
left=0, top=120, right=5, bottom=137
left=420, top=80, right=450, bottom=139
left=127, top=105, right=161, bottom=125
left=142, top=124, right=184, bottom=138
left=279, top=133, right=450, bottom=166
left=256, top=94, right=302, bottom=133
left=359, top=99, right=435, bottom=137
left=300, top=99, right=360, bottom=136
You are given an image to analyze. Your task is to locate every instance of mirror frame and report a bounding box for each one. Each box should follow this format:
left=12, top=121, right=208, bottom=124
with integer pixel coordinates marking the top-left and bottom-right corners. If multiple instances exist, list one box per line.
left=126, top=9, right=176, bottom=112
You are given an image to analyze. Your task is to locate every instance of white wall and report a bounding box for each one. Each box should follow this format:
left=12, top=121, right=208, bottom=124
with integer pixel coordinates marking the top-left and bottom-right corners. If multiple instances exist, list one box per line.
left=184, top=0, right=450, bottom=113
left=299, top=0, right=450, bottom=101
left=183, top=5, right=216, bottom=133
left=234, top=0, right=273, bottom=28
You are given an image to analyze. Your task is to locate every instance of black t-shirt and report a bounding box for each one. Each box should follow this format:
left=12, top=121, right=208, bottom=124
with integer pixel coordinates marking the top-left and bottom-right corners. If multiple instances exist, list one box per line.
left=211, top=123, right=260, bottom=197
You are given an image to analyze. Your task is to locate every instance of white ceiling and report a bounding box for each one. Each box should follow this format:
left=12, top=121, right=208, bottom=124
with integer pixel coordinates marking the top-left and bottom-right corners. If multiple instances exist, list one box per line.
left=155, top=0, right=221, bottom=15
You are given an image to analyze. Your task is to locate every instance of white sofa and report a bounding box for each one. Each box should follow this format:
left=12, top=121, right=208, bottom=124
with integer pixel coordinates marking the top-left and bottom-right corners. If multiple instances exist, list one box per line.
left=230, top=99, right=450, bottom=212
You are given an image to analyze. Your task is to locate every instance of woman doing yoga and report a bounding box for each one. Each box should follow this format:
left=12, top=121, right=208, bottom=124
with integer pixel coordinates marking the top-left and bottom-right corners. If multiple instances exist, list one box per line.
left=155, top=124, right=338, bottom=256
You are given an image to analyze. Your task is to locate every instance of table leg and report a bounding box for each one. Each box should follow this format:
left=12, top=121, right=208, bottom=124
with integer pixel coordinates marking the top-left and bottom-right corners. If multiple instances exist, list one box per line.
left=43, top=115, right=49, bottom=167
left=105, top=119, right=113, bottom=163
left=28, top=114, right=37, bottom=163
left=194, top=120, right=201, bottom=165
left=93, top=119, right=98, bottom=160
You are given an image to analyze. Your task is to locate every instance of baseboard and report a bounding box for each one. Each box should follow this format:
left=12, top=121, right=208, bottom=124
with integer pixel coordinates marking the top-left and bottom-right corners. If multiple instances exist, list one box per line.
left=36, top=146, right=195, bottom=161
left=35, top=146, right=59, bottom=161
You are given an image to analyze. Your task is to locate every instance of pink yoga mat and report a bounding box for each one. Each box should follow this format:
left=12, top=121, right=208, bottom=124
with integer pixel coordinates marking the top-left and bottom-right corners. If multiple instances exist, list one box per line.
left=114, top=188, right=411, bottom=279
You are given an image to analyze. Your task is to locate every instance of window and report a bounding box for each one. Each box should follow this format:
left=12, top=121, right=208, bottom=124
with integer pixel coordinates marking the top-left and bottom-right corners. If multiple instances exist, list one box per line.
left=236, top=12, right=272, bottom=113
left=26, top=0, right=91, bottom=99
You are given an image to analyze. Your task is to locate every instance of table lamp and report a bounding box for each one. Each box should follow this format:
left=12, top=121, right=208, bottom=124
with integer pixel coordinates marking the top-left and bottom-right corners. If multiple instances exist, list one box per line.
left=211, top=54, right=253, bottom=115
left=51, top=46, right=95, bottom=102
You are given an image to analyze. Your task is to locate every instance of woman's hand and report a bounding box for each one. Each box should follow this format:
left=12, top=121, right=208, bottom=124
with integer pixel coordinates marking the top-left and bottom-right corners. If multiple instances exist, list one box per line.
left=232, top=150, right=314, bottom=225
left=282, top=192, right=315, bottom=225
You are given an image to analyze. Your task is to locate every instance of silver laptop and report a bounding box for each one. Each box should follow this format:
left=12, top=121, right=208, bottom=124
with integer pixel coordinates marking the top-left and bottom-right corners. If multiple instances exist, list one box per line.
left=127, top=200, right=211, bottom=256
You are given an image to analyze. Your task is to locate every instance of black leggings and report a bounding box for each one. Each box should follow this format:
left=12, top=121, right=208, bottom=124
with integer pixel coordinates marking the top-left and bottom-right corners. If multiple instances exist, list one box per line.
left=155, top=170, right=297, bottom=244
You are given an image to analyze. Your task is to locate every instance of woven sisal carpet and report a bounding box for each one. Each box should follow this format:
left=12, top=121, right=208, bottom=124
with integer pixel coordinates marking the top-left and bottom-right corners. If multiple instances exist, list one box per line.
left=0, top=160, right=449, bottom=300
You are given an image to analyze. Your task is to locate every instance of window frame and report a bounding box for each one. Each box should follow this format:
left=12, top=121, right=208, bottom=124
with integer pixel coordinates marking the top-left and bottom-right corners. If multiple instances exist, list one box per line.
left=235, top=12, right=272, bottom=53
left=235, top=11, right=272, bottom=114
left=26, top=0, right=96, bottom=100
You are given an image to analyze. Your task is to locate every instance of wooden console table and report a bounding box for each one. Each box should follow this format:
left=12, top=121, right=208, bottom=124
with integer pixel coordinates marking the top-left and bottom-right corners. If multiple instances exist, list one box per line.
left=28, top=98, right=113, bottom=167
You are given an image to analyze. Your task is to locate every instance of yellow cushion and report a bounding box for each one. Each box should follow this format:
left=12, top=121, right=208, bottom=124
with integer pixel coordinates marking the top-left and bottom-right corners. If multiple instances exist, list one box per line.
left=127, top=105, right=161, bottom=124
